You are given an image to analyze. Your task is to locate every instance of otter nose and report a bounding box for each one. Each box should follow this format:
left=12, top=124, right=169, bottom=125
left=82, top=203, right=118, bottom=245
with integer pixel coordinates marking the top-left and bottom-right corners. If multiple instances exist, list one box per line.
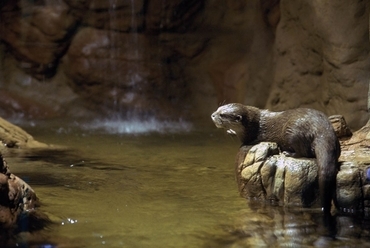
left=211, top=113, right=216, bottom=119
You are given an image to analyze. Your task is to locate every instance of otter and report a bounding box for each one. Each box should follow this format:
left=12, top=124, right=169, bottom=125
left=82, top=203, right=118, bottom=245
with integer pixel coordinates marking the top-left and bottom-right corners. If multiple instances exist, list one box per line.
left=211, top=103, right=341, bottom=214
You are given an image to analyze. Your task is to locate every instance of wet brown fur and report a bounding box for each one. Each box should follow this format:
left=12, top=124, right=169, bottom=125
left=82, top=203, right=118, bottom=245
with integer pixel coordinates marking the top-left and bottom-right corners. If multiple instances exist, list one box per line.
left=211, top=103, right=341, bottom=214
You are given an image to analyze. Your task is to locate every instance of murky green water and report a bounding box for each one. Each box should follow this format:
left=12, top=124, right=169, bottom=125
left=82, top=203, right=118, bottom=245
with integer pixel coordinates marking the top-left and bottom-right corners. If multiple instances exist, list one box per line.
left=3, top=121, right=370, bottom=247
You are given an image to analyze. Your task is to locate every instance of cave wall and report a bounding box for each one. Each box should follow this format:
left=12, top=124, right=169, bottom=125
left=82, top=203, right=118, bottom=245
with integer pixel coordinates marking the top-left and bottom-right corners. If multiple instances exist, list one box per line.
left=185, top=0, right=277, bottom=122
left=267, top=0, right=370, bottom=129
left=0, top=0, right=205, bottom=120
left=0, top=0, right=369, bottom=129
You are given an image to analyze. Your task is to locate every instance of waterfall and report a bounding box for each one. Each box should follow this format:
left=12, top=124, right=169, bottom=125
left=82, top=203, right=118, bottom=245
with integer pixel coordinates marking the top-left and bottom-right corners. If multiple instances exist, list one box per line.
left=130, top=0, right=139, bottom=59
left=89, top=0, right=192, bottom=134
left=108, top=0, right=119, bottom=111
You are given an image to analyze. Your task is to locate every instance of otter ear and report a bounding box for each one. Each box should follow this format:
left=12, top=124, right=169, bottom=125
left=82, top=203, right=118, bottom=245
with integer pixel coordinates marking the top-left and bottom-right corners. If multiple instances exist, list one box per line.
left=235, top=115, right=242, bottom=122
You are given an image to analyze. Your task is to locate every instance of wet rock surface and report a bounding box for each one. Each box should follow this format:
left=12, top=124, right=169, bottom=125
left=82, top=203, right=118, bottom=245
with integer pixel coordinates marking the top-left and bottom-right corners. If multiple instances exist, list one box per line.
left=236, top=142, right=320, bottom=208
left=339, top=120, right=370, bottom=215
left=0, top=116, right=48, bottom=149
left=0, top=154, right=51, bottom=246
left=236, top=116, right=370, bottom=215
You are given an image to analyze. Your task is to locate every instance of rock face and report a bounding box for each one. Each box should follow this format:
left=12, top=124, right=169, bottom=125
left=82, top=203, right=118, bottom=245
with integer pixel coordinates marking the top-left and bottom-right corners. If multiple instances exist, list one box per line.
left=236, top=140, right=370, bottom=214
left=62, top=0, right=206, bottom=117
left=0, top=0, right=205, bottom=119
left=236, top=142, right=320, bottom=208
left=0, top=116, right=48, bottom=148
left=0, top=154, right=39, bottom=230
left=0, top=0, right=369, bottom=128
left=0, top=0, right=81, bottom=79
left=329, top=115, right=353, bottom=139
left=64, top=27, right=188, bottom=117
left=267, top=0, right=370, bottom=128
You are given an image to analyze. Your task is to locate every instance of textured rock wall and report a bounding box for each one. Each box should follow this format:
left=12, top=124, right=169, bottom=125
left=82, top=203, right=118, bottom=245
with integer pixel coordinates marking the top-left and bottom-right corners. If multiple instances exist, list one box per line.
left=0, top=0, right=205, bottom=119
left=267, top=0, right=370, bottom=129
left=0, top=0, right=369, bottom=128
left=186, top=0, right=277, bottom=121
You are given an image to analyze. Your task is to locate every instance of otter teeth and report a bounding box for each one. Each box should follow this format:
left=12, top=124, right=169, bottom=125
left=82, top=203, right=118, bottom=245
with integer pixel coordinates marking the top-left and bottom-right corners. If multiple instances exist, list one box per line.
left=227, top=129, right=237, bottom=136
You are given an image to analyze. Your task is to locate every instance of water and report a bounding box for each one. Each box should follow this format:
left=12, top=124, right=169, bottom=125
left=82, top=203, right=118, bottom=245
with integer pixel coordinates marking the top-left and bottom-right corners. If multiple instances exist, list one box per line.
left=86, top=118, right=192, bottom=134
left=3, top=121, right=370, bottom=247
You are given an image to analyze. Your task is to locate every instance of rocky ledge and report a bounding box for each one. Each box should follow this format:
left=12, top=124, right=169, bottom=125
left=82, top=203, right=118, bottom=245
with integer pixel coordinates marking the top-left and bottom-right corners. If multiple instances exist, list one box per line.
left=0, top=117, right=49, bottom=149
left=235, top=115, right=370, bottom=216
left=0, top=154, right=51, bottom=245
left=0, top=155, right=38, bottom=229
left=0, top=117, right=53, bottom=245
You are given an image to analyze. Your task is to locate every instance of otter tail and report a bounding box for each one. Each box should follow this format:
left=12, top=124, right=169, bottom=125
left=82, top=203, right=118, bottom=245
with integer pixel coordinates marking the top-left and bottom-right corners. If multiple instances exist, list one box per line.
left=314, top=138, right=340, bottom=214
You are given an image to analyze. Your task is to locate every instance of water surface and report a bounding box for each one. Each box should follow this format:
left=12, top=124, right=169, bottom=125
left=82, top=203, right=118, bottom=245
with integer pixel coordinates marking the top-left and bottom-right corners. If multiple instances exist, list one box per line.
left=3, top=121, right=370, bottom=247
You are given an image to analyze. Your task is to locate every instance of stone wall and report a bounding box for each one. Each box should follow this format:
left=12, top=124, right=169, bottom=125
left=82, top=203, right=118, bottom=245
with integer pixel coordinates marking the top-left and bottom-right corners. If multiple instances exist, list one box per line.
left=0, top=0, right=205, bottom=119
left=267, top=0, right=370, bottom=129
left=0, top=0, right=368, bottom=128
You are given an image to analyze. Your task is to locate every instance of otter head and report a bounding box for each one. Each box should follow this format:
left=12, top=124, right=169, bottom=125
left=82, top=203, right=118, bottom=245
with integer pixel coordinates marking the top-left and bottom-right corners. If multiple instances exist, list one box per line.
left=211, top=103, right=247, bottom=138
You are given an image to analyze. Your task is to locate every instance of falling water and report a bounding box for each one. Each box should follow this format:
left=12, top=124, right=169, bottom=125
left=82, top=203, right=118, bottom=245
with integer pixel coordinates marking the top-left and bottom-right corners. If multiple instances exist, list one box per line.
left=86, top=118, right=192, bottom=134
left=130, top=0, right=139, bottom=59
left=108, top=0, right=119, bottom=109
left=91, top=0, right=192, bottom=134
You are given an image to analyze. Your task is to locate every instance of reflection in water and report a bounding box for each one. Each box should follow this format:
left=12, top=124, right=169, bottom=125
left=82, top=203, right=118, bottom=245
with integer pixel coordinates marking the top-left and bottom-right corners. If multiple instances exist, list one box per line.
left=2, top=125, right=370, bottom=247
left=209, top=204, right=370, bottom=247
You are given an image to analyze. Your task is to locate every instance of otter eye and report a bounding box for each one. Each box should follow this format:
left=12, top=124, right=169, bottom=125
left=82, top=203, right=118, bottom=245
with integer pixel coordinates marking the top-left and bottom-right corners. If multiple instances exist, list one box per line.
left=235, top=115, right=242, bottom=122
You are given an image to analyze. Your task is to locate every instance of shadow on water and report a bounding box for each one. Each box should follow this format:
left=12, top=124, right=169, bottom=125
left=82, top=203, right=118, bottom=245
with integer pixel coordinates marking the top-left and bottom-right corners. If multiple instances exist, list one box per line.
left=1, top=121, right=370, bottom=247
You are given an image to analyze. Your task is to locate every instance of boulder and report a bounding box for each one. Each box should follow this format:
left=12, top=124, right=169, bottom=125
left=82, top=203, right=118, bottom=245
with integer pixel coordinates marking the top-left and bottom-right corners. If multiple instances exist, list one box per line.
left=0, top=154, right=40, bottom=230
left=236, top=142, right=320, bottom=208
left=0, top=116, right=48, bottom=149
left=236, top=139, right=370, bottom=215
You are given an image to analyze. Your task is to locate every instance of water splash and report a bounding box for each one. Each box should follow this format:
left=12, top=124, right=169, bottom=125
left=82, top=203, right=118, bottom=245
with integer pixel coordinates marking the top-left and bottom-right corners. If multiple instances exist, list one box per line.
left=85, top=118, right=192, bottom=134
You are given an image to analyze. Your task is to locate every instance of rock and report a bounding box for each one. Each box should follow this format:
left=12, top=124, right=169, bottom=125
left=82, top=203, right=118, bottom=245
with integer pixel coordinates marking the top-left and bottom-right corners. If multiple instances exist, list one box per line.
left=145, top=0, right=204, bottom=33
left=0, top=0, right=369, bottom=129
left=339, top=128, right=370, bottom=215
left=0, top=116, right=48, bottom=148
left=83, top=0, right=145, bottom=32
left=237, top=136, right=370, bottom=215
left=267, top=0, right=370, bottom=129
left=336, top=162, right=362, bottom=213
left=64, top=27, right=164, bottom=115
left=0, top=0, right=81, bottom=79
left=261, top=0, right=280, bottom=29
left=237, top=142, right=319, bottom=208
left=329, top=115, right=352, bottom=139
left=64, top=26, right=191, bottom=118
left=0, top=0, right=205, bottom=120
left=0, top=90, right=60, bottom=120
left=341, top=121, right=370, bottom=153
left=284, top=157, right=318, bottom=207
left=0, top=154, right=43, bottom=231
